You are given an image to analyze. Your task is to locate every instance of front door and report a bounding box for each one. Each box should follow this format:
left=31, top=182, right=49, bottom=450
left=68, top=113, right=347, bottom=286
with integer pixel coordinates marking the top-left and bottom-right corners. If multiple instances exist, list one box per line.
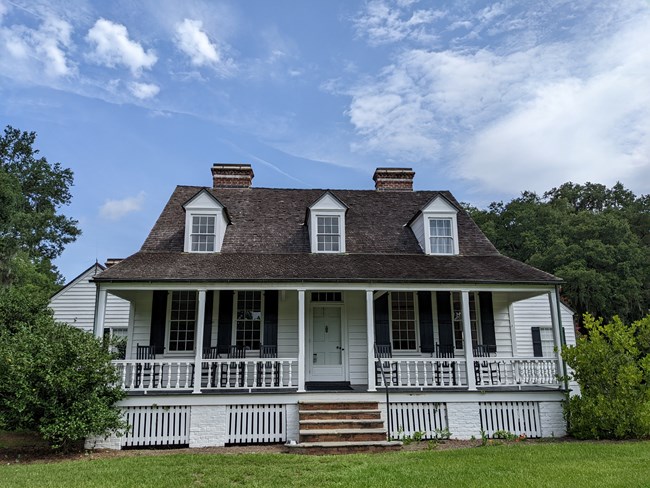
left=310, top=306, right=345, bottom=381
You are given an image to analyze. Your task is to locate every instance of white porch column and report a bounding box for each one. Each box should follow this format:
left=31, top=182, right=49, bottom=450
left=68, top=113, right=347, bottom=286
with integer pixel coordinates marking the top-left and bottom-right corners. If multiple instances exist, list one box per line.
left=366, top=290, right=377, bottom=392
left=461, top=291, right=477, bottom=391
left=193, top=289, right=207, bottom=394
left=94, top=286, right=108, bottom=339
left=549, top=289, right=564, bottom=374
left=297, top=289, right=306, bottom=393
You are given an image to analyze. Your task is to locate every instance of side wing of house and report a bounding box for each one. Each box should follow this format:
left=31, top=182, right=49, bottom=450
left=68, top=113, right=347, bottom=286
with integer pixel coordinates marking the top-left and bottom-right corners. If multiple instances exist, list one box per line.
left=50, top=263, right=131, bottom=335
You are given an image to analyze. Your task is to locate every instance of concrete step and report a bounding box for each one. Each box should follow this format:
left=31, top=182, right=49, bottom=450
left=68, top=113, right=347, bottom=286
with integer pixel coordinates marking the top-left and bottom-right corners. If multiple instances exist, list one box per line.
left=285, top=440, right=402, bottom=455
left=300, top=428, right=387, bottom=443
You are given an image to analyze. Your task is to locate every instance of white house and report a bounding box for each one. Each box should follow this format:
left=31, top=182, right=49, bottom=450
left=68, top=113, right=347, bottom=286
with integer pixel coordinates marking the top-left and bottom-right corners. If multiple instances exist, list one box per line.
left=88, top=164, right=575, bottom=451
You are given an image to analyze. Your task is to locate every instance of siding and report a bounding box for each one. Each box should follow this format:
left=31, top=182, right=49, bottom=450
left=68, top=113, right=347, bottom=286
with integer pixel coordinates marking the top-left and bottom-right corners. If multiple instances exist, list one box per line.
left=278, top=291, right=298, bottom=357
left=492, top=293, right=513, bottom=356
left=49, top=264, right=130, bottom=333
left=410, top=214, right=425, bottom=252
left=344, top=291, right=368, bottom=385
left=129, top=291, right=153, bottom=358
left=512, top=295, right=576, bottom=356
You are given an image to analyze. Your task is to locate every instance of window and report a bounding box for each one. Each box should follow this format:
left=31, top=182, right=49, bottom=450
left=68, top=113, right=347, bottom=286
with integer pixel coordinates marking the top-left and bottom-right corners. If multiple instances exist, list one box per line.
left=236, top=291, right=262, bottom=350
left=391, top=292, right=417, bottom=351
left=191, top=215, right=216, bottom=252
left=311, top=292, right=342, bottom=302
left=317, top=215, right=340, bottom=252
left=168, top=291, right=197, bottom=352
left=451, top=292, right=480, bottom=350
left=429, top=218, right=453, bottom=254
left=103, top=327, right=128, bottom=359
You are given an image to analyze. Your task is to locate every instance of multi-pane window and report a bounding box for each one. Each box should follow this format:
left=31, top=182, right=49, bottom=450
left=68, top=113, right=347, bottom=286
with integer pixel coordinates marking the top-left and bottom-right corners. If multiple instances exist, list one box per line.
left=429, top=218, right=453, bottom=254
left=236, top=291, right=262, bottom=350
left=317, top=216, right=340, bottom=252
left=169, top=291, right=197, bottom=352
left=311, top=292, right=342, bottom=302
left=451, top=292, right=480, bottom=350
left=191, top=215, right=216, bottom=252
left=391, top=292, right=417, bottom=350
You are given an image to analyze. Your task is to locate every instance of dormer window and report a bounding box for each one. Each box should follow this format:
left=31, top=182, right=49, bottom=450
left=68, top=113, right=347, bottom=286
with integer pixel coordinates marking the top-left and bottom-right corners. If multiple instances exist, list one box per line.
left=317, top=215, right=341, bottom=252
left=307, top=191, right=348, bottom=253
left=183, top=189, right=230, bottom=253
left=408, top=195, right=460, bottom=255
left=191, top=215, right=216, bottom=252
left=429, top=218, right=453, bottom=254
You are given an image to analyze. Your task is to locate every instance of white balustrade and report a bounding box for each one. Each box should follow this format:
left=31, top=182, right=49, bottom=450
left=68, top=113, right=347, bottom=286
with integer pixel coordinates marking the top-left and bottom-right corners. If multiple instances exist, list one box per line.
left=376, top=358, right=467, bottom=388
left=473, top=358, right=560, bottom=387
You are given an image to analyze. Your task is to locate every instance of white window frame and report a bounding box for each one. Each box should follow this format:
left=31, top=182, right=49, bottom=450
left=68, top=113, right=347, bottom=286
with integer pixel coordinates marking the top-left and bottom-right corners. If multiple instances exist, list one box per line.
left=165, top=290, right=198, bottom=354
left=232, top=291, right=264, bottom=351
left=388, top=291, right=420, bottom=352
left=428, top=218, right=454, bottom=255
left=183, top=190, right=226, bottom=253
left=189, top=214, right=217, bottom=252
left=316, top=214, right=342, bottom=253
left=308, top=192, right=346, bottom=254
left=426, top=214, right=459, bottom=255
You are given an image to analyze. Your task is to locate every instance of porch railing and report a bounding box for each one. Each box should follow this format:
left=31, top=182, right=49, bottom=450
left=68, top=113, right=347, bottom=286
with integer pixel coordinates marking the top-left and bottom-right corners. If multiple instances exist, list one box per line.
left=112, top=358, right=299, bottom=392
left=375, top=357, right=560, bottom=389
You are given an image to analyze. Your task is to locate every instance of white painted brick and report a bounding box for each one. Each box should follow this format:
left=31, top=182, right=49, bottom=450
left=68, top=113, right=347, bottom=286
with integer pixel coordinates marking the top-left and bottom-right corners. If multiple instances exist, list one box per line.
left=539, top=401, right=566, bottom=437
left=286, top=403, right=299, bottom=443
left=447, top=402, right=481, bottom=440
left=189, top=405, right=228, bottom=447
left=85, top=432, right=123, bottom=450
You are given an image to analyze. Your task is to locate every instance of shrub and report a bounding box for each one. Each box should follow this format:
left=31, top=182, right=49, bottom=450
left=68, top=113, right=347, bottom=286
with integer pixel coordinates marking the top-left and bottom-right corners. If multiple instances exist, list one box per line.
left=562, top=314, right=650, bottom=439
left=0, top=297, right=126, bottom=450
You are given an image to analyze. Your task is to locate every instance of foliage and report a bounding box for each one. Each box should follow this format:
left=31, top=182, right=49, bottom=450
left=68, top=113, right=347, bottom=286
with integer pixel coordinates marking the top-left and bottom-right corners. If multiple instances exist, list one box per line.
left=562, top=314, right=650, bottom=439
left=0, top=125, right=80, bottom=291
left=467, top=182, right=650, bottom=324
left=0, top=288, right=126, bottom=450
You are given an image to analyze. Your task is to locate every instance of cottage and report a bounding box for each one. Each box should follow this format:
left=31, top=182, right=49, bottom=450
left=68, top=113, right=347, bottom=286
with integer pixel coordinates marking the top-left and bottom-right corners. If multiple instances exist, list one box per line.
left=88, top=164, right=573, bottom=451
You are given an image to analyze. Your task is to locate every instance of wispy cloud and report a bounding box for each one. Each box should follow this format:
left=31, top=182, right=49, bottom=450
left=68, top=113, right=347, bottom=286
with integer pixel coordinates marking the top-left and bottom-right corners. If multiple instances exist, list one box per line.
left=129, top=81, right=159, bottom=99
left=174, top=19, right=219, bottom=67
left=86, top=18, right=157, bottom=76
left=99, top=191, right=146, bottom=221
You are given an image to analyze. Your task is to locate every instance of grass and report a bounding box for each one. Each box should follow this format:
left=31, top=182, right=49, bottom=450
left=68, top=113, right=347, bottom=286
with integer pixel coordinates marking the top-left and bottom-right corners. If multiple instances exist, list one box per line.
left=2, top=441, right=650, bottom=488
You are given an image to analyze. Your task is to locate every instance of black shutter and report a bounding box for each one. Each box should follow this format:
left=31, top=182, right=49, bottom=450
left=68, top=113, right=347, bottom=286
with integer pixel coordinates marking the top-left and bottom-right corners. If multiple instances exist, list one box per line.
left=479, top=292, right=496, bottom=353
left=418, top=291, right=434, bottom=354
left=263, top=290, right=279, bottom=347
left=217, top=290, right=234, bottom=349
left=436, top=291, right=453, bottom=347
left=374, top=293, right=390, bottom=345
left=202, top=290, right=214, bottom=348
left=532, top=327, right=543, bottom=357
left=149, top=290, right=168, bottom=355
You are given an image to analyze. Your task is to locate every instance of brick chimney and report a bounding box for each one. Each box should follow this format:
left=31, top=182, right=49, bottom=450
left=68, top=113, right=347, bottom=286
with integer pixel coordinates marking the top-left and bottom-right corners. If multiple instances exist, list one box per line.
left=373, top=167, right=415, bottom=191
left=211, top=163, right=254, bottom=189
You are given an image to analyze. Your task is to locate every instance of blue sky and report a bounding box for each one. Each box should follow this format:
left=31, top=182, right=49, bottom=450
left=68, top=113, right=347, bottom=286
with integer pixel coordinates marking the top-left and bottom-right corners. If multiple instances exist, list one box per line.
left=1, top=0, right=649, bottom=282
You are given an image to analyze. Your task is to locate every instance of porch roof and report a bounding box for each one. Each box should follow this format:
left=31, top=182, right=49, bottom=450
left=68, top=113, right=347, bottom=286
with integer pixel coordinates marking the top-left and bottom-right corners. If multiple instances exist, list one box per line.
left=94, top=251, right=561, bottom=284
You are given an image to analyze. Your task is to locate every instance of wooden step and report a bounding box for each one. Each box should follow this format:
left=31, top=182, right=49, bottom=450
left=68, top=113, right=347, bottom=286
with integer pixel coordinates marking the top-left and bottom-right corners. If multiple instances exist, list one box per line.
left=299, top=401, right=378, bottom=411
left=300, top=419, right=384, bottom=430
left=299, top=410, right=381, bottom=421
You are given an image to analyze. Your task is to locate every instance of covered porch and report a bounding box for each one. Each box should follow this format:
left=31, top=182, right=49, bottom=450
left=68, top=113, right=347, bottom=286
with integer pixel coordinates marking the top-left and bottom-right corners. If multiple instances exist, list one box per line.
left=93, top=284, right=567, bottom=395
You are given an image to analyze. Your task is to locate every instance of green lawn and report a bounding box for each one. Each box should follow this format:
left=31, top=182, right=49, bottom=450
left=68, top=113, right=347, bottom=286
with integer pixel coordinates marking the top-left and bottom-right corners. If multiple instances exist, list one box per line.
left=2, top=441, right=649, bottom=488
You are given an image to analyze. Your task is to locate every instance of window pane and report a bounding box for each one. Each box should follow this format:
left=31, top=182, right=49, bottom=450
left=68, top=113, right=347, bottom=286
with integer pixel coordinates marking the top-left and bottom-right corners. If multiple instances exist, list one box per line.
left=391, top=292, right=416, bottom=350
left=168, top=290, right=197, bottom=351
left=191, top=215, right=216, bottom=252
left=236, top=291, right=262, bottom=350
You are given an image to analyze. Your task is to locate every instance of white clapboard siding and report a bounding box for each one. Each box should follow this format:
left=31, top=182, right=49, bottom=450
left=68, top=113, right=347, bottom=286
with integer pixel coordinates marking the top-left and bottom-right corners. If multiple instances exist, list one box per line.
left=227, top=404, right=287, bottom=444
left=390, top=402, right=448, bottom=439
left=345, top=291, right=368, bottom=386
left=493, top=293, right=513, bottom=356
left=50, top=263, right=130, bottom=333
left=479, top=401, right=541, bottom=438
left=122, top=405, right=191, bottom=447
left=410, top=214, right=425, bottom=251
left=512, top=295, right=576, bottom=356
left=278, top=291, right=298, bottom=358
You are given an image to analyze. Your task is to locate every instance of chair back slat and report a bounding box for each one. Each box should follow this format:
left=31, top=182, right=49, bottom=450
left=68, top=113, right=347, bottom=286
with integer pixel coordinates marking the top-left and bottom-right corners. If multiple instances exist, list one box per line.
left=435, top=343, right=455, bottom=358
left=228, top=345, right=247, bottom=358
left=202, top=346, right=220, bottom=359
left=136, top=344, right=156, bottom=360
left=375, top=344, right=392, bottom=358
left=260, top=345, right=278, bottom=358
left=473, top=344, right=491, bottom=357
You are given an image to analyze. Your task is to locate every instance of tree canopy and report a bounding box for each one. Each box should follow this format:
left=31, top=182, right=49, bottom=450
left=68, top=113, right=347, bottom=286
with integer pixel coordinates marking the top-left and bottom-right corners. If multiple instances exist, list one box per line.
left=0, top=125, right=80, bottom=293
left=467, top=182, right=650, bottom=325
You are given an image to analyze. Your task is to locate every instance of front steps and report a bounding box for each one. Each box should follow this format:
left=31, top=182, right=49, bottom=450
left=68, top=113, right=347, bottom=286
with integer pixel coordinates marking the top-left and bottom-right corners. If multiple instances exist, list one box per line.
left=286, top=401, right=402, bottom=454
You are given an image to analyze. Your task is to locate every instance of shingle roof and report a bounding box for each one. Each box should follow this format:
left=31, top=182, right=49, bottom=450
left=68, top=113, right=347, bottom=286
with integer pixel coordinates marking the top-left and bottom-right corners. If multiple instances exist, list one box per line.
left=96, top=186, right=561, bottom=285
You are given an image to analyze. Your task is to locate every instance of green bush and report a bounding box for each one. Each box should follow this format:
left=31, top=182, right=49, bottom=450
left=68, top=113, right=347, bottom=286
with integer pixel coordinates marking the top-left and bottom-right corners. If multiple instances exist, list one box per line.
left=0, top=292, right=126, bottom=449
left=562, top=314, right=650, bottom=439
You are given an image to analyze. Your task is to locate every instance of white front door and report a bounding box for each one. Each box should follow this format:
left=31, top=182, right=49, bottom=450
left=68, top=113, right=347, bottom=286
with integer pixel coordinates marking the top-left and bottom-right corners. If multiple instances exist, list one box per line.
left=309, top=306, right=345, bottom=381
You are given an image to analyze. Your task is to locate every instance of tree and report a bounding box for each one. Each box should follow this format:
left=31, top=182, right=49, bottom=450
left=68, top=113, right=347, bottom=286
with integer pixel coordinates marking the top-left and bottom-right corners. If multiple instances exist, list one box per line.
left=0, top=125, right=80, bottom=292
left=467, top=183, right=650, bottom=325
left=0, top=288, right=126, bottom=450
left=562, top=314, right=650, bottom=439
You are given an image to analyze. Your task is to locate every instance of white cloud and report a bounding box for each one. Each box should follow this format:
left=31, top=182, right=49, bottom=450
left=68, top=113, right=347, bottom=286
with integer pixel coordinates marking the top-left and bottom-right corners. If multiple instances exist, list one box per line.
left=86, top=18, right=157, bottom=76
left=174, top=19, right=218, bottom=66
left=0, top=15, right=74, bottom=78
left=100, top=191, right=146, bottom=221
left=345, top=2, right=650, bottom=193
left=129, top=81, right=159, bottom=99
left=353, top=0, right=445, bottom=45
